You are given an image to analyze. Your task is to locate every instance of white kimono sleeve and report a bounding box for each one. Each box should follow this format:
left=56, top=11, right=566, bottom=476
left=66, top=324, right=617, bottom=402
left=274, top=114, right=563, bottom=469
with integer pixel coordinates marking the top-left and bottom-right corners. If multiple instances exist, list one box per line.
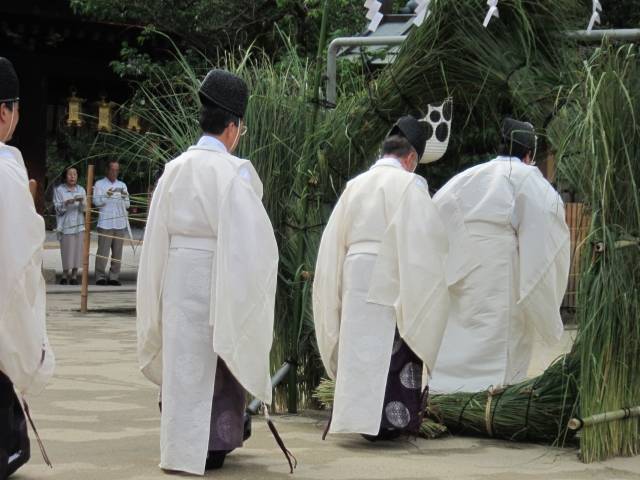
left=136, top=175, right=169, bottom=386
left=312, top=198, right=348, bottom=380
left=515, top=172, right=570, bottom=345
left=367, top=179, right=450, bottom=374
left=0, top=157, right=54, bottom=396
left=212, top=176, right=279, bottom=404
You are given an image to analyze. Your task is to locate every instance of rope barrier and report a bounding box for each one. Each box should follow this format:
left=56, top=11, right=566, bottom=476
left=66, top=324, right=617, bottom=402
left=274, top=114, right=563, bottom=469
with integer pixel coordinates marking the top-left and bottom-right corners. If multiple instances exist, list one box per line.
left=89, top=231, right=143, bottom=244
left=89, top=252, right=140, bottom=269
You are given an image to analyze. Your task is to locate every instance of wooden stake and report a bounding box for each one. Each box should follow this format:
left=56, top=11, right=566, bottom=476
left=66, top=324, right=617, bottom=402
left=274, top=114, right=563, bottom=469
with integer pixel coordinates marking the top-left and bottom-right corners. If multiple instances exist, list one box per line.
left=80, top=165, right=95, bottom=313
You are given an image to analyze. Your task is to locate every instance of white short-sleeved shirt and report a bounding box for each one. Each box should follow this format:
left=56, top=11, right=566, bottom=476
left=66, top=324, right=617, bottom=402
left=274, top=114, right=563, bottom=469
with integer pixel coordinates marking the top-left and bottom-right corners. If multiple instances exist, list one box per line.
left=93, top=177, right=130, bottom=230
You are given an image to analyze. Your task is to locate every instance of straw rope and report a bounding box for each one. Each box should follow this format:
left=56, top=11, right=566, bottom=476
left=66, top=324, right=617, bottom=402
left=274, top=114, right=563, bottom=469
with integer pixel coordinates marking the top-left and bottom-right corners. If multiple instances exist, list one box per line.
left=483, top=386, right=506, bottom=438
left=485, top=388, right=496, bottom=437
left=89, top=253, right=140, bottom=269
left=89, top=231, right=143, bottom=244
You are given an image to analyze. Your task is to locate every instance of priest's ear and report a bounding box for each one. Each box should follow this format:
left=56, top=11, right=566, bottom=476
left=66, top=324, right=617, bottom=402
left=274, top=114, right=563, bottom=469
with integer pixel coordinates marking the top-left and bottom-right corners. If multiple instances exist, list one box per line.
left=0, top=101, right=19, bottom=142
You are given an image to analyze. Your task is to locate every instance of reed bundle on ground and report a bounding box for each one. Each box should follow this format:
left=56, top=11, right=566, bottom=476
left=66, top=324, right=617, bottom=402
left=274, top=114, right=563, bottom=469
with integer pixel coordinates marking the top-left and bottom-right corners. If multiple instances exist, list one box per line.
left=426, top=354, right=579, bottom=445
left=315, top=353, right=579, bottom=445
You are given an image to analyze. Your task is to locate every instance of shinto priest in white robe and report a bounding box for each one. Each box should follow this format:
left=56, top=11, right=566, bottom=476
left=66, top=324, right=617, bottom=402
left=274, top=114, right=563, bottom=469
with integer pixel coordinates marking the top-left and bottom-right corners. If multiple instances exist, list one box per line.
left=313, top=157, right=449, bottom=436
left=136, top=138, right=278, bottom=475
left=0, top=141, right=55, bottom=397
left=429, top=156, right=570, bottom=393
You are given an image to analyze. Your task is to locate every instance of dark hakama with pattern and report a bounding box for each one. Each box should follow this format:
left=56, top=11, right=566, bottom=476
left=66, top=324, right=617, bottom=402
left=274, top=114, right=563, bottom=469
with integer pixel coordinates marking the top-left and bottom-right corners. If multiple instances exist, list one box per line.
left=208, top=359, right=246, bottom=453
left=370, top=331, right=424, bottom=439
left=0, top=372, right=30, bottom=479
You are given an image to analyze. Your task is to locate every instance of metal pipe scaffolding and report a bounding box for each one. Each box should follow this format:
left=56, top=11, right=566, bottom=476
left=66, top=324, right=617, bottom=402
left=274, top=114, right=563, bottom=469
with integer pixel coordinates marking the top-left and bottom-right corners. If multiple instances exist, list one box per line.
left=325, top=29, right=640, bottom=106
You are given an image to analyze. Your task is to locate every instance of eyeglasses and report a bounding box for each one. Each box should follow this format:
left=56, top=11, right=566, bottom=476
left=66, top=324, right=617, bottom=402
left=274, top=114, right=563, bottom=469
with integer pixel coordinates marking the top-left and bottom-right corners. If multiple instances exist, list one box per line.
left=239, top=124, right=248, bottom=137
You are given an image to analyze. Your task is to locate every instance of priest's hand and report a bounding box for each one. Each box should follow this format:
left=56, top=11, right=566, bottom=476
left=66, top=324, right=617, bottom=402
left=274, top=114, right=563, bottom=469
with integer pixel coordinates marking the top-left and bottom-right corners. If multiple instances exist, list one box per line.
left=28, top=179, right=37, bottom=203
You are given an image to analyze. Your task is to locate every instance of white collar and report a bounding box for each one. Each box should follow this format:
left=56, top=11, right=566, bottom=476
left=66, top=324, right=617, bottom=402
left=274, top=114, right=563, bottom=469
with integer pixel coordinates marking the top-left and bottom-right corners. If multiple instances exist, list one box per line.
left=495, top=155, right=522, bottom=163
left=197, top=135, right=228, bottom=153
left=372, top=156, right=403, bottom=170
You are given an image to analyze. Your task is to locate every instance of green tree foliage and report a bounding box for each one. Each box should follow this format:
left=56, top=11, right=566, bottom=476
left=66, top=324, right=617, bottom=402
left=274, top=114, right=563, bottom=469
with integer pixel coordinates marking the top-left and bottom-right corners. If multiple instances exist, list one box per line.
left=69, top=0, right=371, bottom=58
left=601, top=0, right=640, bottom=27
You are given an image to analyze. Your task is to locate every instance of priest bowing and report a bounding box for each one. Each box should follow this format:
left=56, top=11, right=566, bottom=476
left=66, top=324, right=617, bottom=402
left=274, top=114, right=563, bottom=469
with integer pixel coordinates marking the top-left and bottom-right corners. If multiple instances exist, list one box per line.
left=313, top=116, right=450, bottom=439
left=429, top=118, right=570, bottom=393
left=0, top=57, right=55, bottom=479
left=136, top=69, right=279, bottom=475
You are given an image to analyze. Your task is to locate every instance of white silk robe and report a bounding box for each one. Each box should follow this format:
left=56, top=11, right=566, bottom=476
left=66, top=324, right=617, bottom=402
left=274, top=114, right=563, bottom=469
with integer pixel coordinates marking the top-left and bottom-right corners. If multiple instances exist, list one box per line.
left=313, top=158, right=449, bottom=435
left=429, top=157, right=570, bottom=393
left=0, top=142, right=55, bottom=397
left=136, top=144, right=278, bottom=474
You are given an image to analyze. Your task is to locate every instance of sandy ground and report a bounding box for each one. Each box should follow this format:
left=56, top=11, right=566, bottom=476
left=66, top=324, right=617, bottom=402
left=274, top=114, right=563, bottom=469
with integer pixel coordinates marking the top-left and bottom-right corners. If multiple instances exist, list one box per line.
left=43, top=233, right=142, bottom=284
left=14, top=291, right=640, bottom=480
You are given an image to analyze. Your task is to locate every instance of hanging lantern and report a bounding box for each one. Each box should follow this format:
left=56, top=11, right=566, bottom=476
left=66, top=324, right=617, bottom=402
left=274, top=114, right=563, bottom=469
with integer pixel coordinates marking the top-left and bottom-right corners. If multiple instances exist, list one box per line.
left=98, top=97, right=114, bottom=132
left=127, top=113, right=141, bottom=132
left=66, top=91, right=85, bottom=127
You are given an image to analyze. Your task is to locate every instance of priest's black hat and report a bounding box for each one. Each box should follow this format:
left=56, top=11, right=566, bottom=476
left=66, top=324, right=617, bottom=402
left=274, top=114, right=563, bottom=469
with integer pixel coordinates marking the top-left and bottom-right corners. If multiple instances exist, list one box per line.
left=0, top=57, right=19, bottom=104
left=501, top=117, right=536, bottom=152
left=199, top=69, right=248, bottom=118
left=388, top=115, right=428, bottom=160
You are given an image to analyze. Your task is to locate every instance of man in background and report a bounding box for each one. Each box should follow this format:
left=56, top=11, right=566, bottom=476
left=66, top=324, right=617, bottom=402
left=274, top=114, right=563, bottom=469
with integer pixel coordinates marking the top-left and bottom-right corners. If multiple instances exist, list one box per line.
left=93, top=160, right=130, bottom=286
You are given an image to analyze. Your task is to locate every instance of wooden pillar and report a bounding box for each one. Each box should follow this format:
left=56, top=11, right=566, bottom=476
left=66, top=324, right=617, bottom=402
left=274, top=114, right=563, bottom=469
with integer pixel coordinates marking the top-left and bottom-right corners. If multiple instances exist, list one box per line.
left=80, top=164, right=95, bottom=313
left=381, top=0, right=394, bottom=14
left=11, top=57, right=47, bottom=213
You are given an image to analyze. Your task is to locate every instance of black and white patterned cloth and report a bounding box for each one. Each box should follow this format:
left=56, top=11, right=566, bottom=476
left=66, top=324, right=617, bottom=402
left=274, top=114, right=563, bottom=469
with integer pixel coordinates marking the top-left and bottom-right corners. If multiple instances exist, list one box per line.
left=376, top=330, right=424, bottom=437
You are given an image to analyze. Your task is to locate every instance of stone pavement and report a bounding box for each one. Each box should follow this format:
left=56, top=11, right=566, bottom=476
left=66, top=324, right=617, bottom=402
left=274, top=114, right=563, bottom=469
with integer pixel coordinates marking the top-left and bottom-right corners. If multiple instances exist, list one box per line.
left=15, top=291, right=640, bottom=480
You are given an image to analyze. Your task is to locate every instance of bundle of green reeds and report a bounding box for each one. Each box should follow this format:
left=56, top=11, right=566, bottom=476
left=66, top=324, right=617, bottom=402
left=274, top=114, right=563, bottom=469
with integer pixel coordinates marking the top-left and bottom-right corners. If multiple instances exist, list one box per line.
left=427, top=354, right=579, bottom=445
left=314, top=353, right=579, bottom=445
left=550, top=43, right=640, bottom=462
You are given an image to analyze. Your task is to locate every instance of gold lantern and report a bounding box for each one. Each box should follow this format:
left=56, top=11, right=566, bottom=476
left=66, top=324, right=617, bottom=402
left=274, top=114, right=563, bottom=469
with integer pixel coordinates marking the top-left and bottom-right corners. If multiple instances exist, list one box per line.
left=97, top=97, right=115, bottom=132
left=66, top=91, right=85, bottom=127
left=127, top=113, right=141, bottom=132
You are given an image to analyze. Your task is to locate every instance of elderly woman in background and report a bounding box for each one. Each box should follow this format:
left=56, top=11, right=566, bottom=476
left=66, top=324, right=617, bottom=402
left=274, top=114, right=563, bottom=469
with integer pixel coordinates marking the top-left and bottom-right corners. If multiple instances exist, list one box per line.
left=53, top=167, right=86, bottom=285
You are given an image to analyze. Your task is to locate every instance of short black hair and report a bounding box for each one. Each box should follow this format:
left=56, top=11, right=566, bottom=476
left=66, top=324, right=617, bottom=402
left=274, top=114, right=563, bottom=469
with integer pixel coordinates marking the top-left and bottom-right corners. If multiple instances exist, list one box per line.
left=382, top=134, right=415, bottom=158
left=105, top=159, right=119, bottom=171
left=498, top=142, right=531, bottom=160
left=199, top=102, right=239, bottom=135
left=1, top=101, right=15, bottom=112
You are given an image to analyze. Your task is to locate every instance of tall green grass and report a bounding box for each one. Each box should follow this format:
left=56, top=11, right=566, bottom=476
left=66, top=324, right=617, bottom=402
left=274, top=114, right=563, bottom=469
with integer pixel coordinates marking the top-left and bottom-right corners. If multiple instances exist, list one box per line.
left=552, top=44, right=640, bottom=462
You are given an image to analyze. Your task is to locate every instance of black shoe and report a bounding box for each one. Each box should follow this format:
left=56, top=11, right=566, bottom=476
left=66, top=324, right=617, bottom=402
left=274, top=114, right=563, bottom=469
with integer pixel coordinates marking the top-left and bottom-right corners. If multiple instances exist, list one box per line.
left=0, top=448, right=8, bottom=480
left=107, top=279, right=121, bottom=286
left=59, top=278, right=68, bottom=285
left=205, top=451, right=227, bottom=470
left=96, top=279, right=107, bottom=286
left=69, top=279, right=78, bottom=285
left=243, top=412, right=252, bottom=441
left=362, top=429, right=402, bottom=442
